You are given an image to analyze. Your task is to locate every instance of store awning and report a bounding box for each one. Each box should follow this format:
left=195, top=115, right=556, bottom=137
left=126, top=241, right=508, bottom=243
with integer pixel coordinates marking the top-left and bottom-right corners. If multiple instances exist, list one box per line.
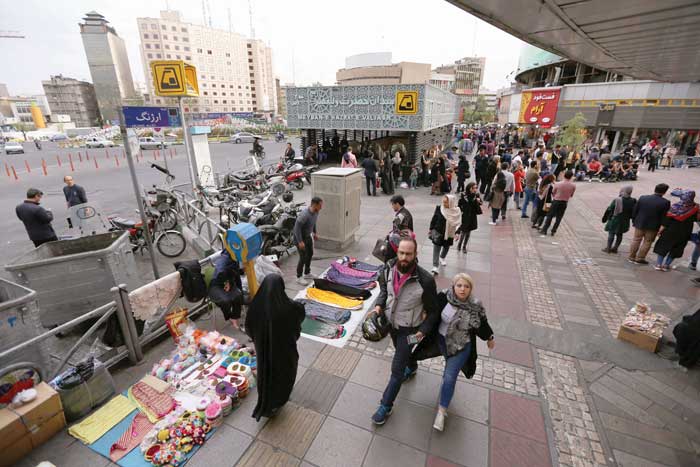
left=447, top=0, right=700, bottom=82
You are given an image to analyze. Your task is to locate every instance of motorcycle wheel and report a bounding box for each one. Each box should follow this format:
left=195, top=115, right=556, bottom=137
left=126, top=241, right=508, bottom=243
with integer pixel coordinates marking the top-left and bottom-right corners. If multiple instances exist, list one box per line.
left=293, top=178, right=304, bottom=190
left=156, top=230, right=186, bottom=257
left=158, top=209, right=178, bottom=230
left=267, top=165, right=277, bottom=175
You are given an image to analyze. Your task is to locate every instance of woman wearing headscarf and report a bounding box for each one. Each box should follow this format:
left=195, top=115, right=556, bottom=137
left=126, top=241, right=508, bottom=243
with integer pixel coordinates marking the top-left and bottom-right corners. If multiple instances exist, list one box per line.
left=245, top=274, right=306, bottom=421
left=602, top=186, right=637, bottom=254
left=532, top=174, right=555, bottom=230
left=392, top=151, right=402, bottom=187
left=381, top=149, right=395, bottom=195
left=457, top=182, right=482, bottom=253
left=412, top=273, right=494, bottom=432
left=653, top=190, right=700, bottom=271
left=429, top=195, right=461, bottom=275
left=431, top=154, right=446, bottom=195
left=207, top=249, right=244, bottom=329
left=487, top=163, right=506, bottom=225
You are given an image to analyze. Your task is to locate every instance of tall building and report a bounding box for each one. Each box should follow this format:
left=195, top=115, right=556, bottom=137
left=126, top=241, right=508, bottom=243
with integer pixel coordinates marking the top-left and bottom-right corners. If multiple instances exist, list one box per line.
left=79, top=11, right=138, bottom=124
left=434, top=57, right=486, bottom=106
left=429, top=72, right=455, bottom=92
left=42, top=75, right=100, bottom=127
left=336, top=53, right=431, bottom=86
left=137, top=10, right=276, bottom=114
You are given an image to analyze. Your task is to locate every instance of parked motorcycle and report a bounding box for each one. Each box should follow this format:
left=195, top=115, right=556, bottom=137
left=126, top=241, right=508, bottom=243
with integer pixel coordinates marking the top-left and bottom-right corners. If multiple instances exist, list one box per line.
left=108, top=207, right=186, bottom=257
left=266, top=162, right=305, bottom=190
left=258, top=201, right=305, bottom=257
left=235, top=182, right=287, bottom=225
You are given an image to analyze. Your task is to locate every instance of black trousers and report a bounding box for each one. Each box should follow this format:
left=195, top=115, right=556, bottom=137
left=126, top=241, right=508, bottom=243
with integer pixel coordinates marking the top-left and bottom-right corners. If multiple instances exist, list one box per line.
left=33, top=235, right=58, bottom=247
left=540, top=200, right=568, bottom=234
left=457, top=231, right=471, bottom=251
left=380, top=326, right=419, bottom=407
left=365, top=175, right=377, bottom=196
left=296, top=236, right=313, bottom=277
left=480, top=175, right=492, bottom=194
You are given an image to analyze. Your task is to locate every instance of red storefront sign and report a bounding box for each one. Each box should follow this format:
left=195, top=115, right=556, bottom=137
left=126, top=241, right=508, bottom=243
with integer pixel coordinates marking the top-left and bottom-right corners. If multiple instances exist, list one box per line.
left=518, top=88, right=561, bottom=127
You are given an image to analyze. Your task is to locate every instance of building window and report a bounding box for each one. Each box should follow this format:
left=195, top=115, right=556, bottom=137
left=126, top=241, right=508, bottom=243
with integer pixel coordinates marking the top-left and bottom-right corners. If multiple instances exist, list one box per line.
left=164, top=44, right=169, bottom=49
left=214, top=100, right=218, bottom=104
left=144, top=33, right=149, bottom=38
left=222, top=92, right=226, bottom=96
left=154, top=43, right=160, bottom=49
left=147, top=53, right=153, bottom=58
left=213, top=92, right=217, bottom=96
left=223, top=100, right=227, bottom=104
left=161, top=25, right=166, bottom=30
left=238, top=85, right=242, bottom=89
left=173, top=36, right=178, bottom=41
left=203, top=91, right=208, bottom=95
left=229, top=85, right=234, bottom=88
left=247, top=43, right=251, bottom=48
left=185, top=55, right=191, bottom=60
left=176, top=55, right=181, bottom=59
left=181, top=27, right=187, bottom=32
left=171, top=26, right=176, bottom=31
left=226, top=53, right=231, bottom=57
left=175, top=45, right=180, bottom=50
left=153, top=34, right=158, bottom=39
left=197, top=48, right=203, bottom=53
left=145, top=43, right=151, bottom=49
left=167, top=54, right=171, bottom=58
left=211, top=76, right=215, bottom=79
left=184, top=46, right=190, bottom=51
left=227, top=61, right=231, bottom=66
left=183, top=37, right=188, bottom=42
left=152, top=24, right=158, bottom=30
left=238, top=93, right=242, bottom=96
left=163, top=34, right=168, bottom=39
left=155, top=99, right=161, bottom=104
left=207, top=50, right=212, bottom=55
left=156, top=53, right=162, bottom=58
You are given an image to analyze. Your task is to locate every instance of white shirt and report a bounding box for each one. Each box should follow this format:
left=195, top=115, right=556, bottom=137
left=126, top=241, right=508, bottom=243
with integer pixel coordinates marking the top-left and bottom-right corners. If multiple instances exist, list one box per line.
left=503, top=170, right=515, bottom=193
left=439, top=303, right=458, bottom=336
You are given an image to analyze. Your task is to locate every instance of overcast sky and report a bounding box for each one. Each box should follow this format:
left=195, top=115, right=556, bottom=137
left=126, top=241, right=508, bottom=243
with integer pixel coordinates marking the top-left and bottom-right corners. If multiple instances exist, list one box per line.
left=0, top=0, right=525, bottom=96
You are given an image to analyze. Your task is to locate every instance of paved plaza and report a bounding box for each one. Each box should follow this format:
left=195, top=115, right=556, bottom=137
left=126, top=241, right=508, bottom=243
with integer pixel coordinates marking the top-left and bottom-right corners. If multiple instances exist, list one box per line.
left=15, top=165, right=700, bottom=467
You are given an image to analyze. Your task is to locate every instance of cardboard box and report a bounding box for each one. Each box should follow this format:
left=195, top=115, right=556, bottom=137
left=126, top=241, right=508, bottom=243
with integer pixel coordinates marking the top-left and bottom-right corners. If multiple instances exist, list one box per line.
left=617, top=324, right=660, bottom=352
left=0, top=383, right=66, bottom=467
left=0, top=408, right=28, bottom=451
left=0, top=433, right=32, bottom=467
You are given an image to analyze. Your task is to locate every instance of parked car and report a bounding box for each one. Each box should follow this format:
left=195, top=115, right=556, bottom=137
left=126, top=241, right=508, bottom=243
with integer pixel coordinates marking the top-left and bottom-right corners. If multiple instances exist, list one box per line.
left=85, top=137, right=115, bottom=148
left=139, top=137, right=171, bottom=150
left=50, top=134, right=68, bottom=142
left=3, top=141, right=24, bottom=155
left=229, top=132, right=262, bottom=144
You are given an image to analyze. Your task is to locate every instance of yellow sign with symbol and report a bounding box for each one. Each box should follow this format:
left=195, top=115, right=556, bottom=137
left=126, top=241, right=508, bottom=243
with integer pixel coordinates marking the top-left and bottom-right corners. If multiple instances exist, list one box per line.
left=150, top=60, right=199, bottom=97
left=395, top=91, right=418, bottom=115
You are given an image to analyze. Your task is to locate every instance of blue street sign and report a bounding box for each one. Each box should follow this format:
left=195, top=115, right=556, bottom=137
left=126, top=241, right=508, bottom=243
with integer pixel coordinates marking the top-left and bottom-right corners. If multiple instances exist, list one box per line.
left=123, top=106, right=181, bottom=128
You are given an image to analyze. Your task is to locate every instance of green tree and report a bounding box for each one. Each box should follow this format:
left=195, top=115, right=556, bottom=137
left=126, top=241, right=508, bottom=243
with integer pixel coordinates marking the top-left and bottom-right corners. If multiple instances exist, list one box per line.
left=555, top=112, right=588, bottom=151
left=463, top=95, right=495, bottom=124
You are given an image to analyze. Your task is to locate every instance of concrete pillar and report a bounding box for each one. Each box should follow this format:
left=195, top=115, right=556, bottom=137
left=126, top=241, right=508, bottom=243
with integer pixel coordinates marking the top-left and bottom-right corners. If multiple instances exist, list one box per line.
left=631, top=127, right=638, bottom=141
left=611, top=130, right=621, bottom=153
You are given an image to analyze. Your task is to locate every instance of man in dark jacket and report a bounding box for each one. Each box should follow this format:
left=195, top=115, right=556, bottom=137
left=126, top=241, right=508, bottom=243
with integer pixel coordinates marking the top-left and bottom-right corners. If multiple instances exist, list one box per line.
left=390, top=195, right=413, bottom=231
left=361, top=156, right=379, bottom=196
left=293, top=197, right=323, bottom=285
left=16, top=188, right=57, bottom=247
left=62, top=175, right=87, bottom=207
left=628, top=183, right=670, bottom=264
left=370, top=238, right=439, bottom=425
left=473, top=147, right=489, bottom=193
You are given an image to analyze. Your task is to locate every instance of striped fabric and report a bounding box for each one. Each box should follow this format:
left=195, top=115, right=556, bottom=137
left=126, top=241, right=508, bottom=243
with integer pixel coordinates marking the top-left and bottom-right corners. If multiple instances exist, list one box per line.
left=129, top=382, right=176, bottom=423
left=109, top=412, right=153, bottom=462
left=330, top=262, right=378, bottom=280
left=305, top=287, right=364, bottom=310
left=302, top=301, right=352, bottom=324
left=325, top=268, right=376, bottom=288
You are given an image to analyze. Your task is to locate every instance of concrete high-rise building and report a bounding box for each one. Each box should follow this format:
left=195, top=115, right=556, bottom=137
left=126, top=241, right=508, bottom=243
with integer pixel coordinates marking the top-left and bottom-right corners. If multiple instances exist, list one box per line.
left=80, top=11, right=138, bottom=124
left=435, top=57, right=486, bottom=106
left=336, top=53, right=431, bottom=86
left=42, top=75, right=100, bottom=127
left=137, top=10, right=276, bottom=114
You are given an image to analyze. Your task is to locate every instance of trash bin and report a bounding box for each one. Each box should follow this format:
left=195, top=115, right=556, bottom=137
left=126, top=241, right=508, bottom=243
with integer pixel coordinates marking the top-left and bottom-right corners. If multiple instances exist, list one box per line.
left=0, top=277, right=50, bottom=373
left=5, top=232, right=139, bottom=328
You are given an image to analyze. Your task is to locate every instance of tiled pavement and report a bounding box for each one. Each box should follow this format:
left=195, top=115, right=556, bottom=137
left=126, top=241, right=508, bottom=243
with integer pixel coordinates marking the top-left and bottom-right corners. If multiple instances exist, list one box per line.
left=18, top=165, right=700, bottom=467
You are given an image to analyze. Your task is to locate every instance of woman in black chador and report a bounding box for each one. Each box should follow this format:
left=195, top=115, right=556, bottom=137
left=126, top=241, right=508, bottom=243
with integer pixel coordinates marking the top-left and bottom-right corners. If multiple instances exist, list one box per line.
left=245, top=273, right=306, bottom=421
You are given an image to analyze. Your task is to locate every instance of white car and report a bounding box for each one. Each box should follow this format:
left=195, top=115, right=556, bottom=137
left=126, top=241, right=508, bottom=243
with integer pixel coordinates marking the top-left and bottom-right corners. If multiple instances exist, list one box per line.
left=85, top=137, right=115, bottom=148
left=139, top=137, right=171, bottom=150
left=230, top=132, right=262, bottom=144
left=3, top=141, right=24, bottom=154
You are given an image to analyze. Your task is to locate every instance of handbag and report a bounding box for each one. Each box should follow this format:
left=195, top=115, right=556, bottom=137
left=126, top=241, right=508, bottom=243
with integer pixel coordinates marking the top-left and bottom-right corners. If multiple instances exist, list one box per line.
left=602, top=205, right=613, bottom=223
left=543, top=202, right=552, bottom=212
left=372, top=238, right=391, bottom=263
left=484, top=190, right=493, bottom=202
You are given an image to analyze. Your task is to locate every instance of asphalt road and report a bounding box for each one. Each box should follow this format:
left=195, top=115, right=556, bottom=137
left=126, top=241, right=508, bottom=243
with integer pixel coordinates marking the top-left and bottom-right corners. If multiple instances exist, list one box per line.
left=0, top=138, right=297, bottom=275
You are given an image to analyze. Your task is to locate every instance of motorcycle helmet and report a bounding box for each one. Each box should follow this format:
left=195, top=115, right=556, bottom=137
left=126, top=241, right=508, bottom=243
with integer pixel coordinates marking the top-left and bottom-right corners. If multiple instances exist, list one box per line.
left=282, top=191, right=293, bottom=203
left=362, top=312, right=390, bottom=342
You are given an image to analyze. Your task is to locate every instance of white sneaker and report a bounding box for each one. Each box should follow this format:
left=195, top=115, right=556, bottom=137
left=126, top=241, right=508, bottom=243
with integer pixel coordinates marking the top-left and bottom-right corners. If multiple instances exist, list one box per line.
left=439, top=258, right=447, bottom=266
left=488, top=221, right=497, bottom=225
left=303, top=272, right=315, bottom=280
left=433, top=411, right=446, bottom=431
left=431, top=266, right=439, bottom=275
left=296, top=277, right=309, bottom=286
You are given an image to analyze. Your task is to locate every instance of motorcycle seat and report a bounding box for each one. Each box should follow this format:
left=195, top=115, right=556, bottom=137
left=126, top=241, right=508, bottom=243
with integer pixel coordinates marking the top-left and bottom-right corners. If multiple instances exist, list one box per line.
left=111, top=217, right=136, bottom=229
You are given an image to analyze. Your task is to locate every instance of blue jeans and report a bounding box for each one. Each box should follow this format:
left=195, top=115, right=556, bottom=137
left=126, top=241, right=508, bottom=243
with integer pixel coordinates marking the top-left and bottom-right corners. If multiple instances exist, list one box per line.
left=656, top=254, right=674, bottom=267
left=437, top=335, right=472, bottom=408
left=691, top=242, right=700, bottom=266
left=521, top=188, right=537, bottom=216
left=380, top=326, right=419, bottom=407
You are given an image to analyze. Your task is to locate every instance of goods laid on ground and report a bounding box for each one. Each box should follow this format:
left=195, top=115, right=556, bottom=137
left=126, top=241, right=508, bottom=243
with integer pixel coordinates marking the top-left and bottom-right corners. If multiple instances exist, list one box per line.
left=617, top=303, right=671, bottom=353
left=60, top=326, right=256, bottom=467
left=296, top=257, right=382, bottom=346
left=0, top=382, right=66, bottom=467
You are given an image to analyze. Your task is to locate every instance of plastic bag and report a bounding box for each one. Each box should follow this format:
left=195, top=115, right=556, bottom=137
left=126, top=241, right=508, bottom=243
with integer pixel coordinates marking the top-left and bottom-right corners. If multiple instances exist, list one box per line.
left=165, top=308, right=190, bottom=342
left=254, top=255, right=282, bottom=283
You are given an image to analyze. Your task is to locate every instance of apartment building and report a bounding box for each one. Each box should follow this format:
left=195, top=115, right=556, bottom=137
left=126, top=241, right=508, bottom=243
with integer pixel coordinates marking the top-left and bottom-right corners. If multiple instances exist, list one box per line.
left=42, top=75, right=100, bottom=127
left=137, top=10, right=276, bottom=114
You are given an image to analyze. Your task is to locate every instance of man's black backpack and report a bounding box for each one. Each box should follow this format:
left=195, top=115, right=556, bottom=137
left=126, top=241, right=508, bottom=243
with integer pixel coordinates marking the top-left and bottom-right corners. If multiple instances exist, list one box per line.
left=174, top=260, right=207, bottom=302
